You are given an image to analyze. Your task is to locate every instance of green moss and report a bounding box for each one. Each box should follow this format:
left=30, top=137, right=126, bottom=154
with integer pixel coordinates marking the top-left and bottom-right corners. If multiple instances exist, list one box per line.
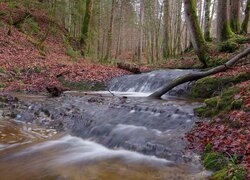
left=204, top=143, right=213, bottom=152
left=0, top=10, right=5, bottom=16
left=234, top=36, right=250, bottom=44
left=18, top=17, right=40, bottom=35
left=234, top=72, right=250, bottom=82
left=231, top=100, right=243, bottom=110
left=191, top=76, right=233, bottom=98
left=194, top=87, right=241, bottom=117
left=13, top=67, right=21, bottom=75
left=203, top=152, right=228, bottom=171
left=218, top=40, right=238, bottom=53
left=58, top=77, right=105, bottom=91
left=211, top=165, right=247, bottom=180
left=65, top=46, right=81, bottom=59
left=0, top=67, right=6, bottom=73
left=207, top=57, right=228, bottom=67
left=217, top=87, right=240, bottom=111
left=191, top=72, right=250, bottom=99
left=34, top=66, right=42, bottom=74
left=220, top=20, right=235, bottom=42
left=0, top=83, right=6, bottom=88
left=204, top=97, right=218, bottom=107
left=7, top=2, right=18, bottom=9
left=230, top=16, right=240, bottom=34
left=26, top=18, right=40, bottom=35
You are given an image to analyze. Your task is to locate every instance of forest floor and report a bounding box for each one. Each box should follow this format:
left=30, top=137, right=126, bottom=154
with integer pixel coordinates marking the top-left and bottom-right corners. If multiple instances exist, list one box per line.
left=1, top=2, right=250, bottom=179
left=0, top=2, right=138, bottom=93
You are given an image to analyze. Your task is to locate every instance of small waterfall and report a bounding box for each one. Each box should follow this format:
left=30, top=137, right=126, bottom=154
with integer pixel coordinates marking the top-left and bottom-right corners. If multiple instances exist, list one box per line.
left=108, top=69, right=195, bottom=96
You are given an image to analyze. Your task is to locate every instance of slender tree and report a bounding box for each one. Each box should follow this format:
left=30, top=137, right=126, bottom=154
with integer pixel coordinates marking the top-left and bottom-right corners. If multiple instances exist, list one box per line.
left=104, top=0, right=115, bottom=61
left=184, top=0, right=208, bottom=67
left=204, top=0, right=212, bottom=41
left=217, top=0, right=234, bottom=42
left=80, top=0, right=94, bottom=56
left=138, top=0, right=144, bottom=63
left=241, top=0, right=250, bottom=34
left=115, top=0, right=123, bottom=59
left=162, top=0, right=170, bottom=58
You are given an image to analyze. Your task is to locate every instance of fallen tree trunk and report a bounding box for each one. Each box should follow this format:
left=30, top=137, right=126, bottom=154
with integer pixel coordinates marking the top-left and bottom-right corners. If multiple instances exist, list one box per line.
left=117, top=62, right=141, bottom=74
left=149, top=47, right=250, bottom=98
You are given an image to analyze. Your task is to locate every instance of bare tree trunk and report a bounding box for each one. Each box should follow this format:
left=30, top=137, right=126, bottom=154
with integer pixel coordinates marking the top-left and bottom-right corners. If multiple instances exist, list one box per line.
left=80, top=0, right=94, bottom=56
left=104, top=0, right=115, bottom=61
left=198, top=0, right=203, bottom=28
left=174, top=0, right=182, bottom=54
left=138, top=0, right=144, bottom=63
left=115, top=0, right=123, bottom=59
left=155, top=3, right=163, bottom=62
left=162, top=0, right=171, bottom=59
left=241, top=0, right=250, bottom=34
left=209, top=0, right=215, bottom=32
left=149, top=47, right=250, bottom=98
left=230, top=0, right=240, bottom=33
left=217, top=0, right=233, bottom=42
left=204, top=0, right=212, bottom=41
left=184, top=0, right=208, bottom=67
left=97, top=0, right=101, bottom=59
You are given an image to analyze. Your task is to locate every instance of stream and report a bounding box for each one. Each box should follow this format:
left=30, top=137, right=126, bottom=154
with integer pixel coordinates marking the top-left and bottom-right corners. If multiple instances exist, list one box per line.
left=0, top=70, right=209, bottom=180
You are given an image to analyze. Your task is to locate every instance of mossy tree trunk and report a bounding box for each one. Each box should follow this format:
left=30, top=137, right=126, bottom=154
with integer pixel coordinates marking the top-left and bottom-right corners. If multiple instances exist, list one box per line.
left=241, top=0, right=250, bottom=34
left=204, top=0, right=212, bottom=41
left=80, top=0, right=94, bottom=56
left=183, top=0, right=208, bottom=68
left=229, top=0, right=240, bottom=34
left=162, top=0, right=171, bottom=59
left=217, top=0, right=234, bottom=42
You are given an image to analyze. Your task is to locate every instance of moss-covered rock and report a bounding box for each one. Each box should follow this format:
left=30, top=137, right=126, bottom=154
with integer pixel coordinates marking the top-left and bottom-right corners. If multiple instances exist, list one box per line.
left=194, top=87, right=241, bottom=117
left=203, top=152, right=228, bottom=171
left=211, top=165, right=247, bottom=180
left=191, top=72, right=250, bottom=99
left=218, top=40, right=239, bottom=53
left=191, top=76, right=233, bottom=98
left=58, top=77, right=105, bottom=91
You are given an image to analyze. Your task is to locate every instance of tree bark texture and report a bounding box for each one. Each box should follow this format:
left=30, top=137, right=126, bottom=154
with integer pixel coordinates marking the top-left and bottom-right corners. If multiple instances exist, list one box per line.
left=217, top=0, right=233, bottom=42
left=184, top=0, right=208, bottom=67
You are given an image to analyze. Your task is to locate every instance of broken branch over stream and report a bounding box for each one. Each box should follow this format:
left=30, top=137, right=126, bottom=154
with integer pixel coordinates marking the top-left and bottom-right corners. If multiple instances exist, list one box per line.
left=149, top=47, right=250, bottom=98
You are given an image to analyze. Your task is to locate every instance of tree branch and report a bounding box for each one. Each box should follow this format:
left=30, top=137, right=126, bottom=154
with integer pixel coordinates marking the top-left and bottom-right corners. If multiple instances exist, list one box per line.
left=149, top=47, right=250, bottom=98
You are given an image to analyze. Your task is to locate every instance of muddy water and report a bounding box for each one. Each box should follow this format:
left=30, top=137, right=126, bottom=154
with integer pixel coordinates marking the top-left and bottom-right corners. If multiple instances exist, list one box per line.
left=0, top=91, right=209, bottom=180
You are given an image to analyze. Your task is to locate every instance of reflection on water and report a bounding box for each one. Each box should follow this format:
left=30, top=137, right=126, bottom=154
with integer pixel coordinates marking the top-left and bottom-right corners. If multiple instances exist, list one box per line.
left=0, top=118, right=57, bottom=150
left=0, top=134, right=208, bottom=180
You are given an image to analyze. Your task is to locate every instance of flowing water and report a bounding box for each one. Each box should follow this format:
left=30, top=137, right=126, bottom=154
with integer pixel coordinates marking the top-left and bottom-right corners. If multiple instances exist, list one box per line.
left=0, top=70, right=209, bottom=180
